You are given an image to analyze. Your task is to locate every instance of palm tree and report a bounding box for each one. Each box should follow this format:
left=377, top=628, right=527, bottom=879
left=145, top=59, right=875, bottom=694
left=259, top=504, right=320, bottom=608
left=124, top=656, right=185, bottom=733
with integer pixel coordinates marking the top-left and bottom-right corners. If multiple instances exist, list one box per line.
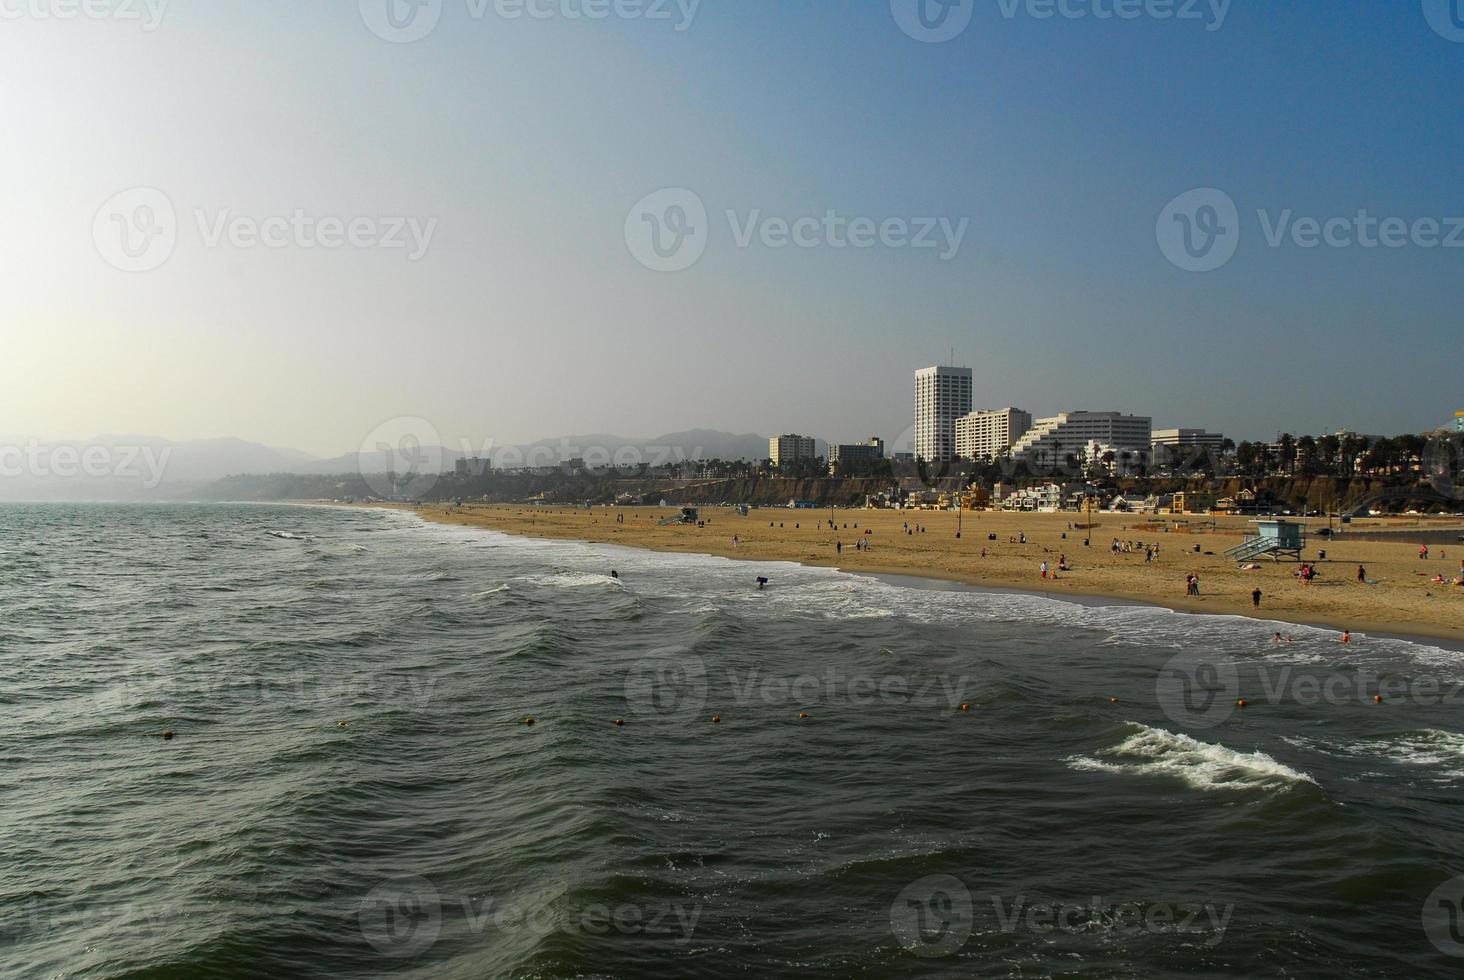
left=1317, top=434, right=1342, bottom=476
left=1297, top=435, right=1319, bottom=476
left=1278, top=433, right=1297, bottom=476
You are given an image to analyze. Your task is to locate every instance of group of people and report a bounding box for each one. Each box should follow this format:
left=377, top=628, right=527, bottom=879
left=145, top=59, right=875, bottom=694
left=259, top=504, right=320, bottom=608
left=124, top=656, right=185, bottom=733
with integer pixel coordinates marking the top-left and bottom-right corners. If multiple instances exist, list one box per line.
left=1295, top=563, right=1320, bottom=586
left=1185, top=573, right=1201, bottom=596
left=1271, top=630, right=1353, bottom=645
left=1039, top=554, right=1073, bottom=579
left=1110, top=537, right=1160, bottom=562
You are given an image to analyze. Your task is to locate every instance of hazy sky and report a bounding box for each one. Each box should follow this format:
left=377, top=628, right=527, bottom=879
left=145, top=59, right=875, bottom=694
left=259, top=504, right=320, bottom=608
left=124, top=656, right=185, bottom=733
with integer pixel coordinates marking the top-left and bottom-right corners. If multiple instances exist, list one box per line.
left=3, top=1, right=1461, bottom=456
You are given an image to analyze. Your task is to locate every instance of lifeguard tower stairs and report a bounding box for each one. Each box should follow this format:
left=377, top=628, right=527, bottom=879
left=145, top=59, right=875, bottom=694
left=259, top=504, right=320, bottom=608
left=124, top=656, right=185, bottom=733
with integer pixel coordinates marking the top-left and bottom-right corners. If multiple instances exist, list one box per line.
left=1225, top=519, right=1307, bottom=563
left=659, top=507, right=700, bottom=527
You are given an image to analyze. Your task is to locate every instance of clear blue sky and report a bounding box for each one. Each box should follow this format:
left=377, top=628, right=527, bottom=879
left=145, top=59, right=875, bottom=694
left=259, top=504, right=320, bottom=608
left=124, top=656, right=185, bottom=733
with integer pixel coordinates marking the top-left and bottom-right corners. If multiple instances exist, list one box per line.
left=2, top=1, right=1460, bottom=455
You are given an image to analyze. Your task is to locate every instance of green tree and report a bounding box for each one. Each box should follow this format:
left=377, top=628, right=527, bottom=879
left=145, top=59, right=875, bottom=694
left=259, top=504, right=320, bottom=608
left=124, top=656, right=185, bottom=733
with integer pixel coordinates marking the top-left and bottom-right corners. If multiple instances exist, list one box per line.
left=1278, top=433, right=1297, bottom=475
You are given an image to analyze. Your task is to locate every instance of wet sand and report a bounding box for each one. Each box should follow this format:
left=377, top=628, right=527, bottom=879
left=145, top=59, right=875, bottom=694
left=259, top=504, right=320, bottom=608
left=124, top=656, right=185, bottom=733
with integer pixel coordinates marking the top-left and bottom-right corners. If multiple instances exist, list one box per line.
left=397, top=503, right=1464, bottom=644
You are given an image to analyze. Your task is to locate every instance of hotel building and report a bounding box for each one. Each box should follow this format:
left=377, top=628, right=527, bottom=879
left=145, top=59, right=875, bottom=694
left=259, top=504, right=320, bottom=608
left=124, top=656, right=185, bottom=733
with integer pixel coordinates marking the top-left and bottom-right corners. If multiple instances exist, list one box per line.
left=1009, top=412, right=1153, bottom=467
left=769, top=434, right=817, bottom=467
left=955, top=408, right=1033, bottom=461
left=828, top=437, right=885, bottom=474
left=914, top=366, right=973, bottom=462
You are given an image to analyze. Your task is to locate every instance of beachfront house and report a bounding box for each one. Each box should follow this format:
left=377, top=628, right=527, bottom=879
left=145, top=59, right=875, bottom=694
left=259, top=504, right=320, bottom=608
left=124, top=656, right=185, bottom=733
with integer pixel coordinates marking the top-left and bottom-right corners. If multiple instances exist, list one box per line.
left=1170, top=492, right=1215, bottom=515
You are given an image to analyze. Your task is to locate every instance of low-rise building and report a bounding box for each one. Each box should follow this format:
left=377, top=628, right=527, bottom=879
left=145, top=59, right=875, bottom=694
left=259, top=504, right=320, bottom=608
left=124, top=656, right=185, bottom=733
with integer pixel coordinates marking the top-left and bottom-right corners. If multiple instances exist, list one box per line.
left=828, top=437, right=885, bottom=474
left=454, top=457, right=491, bottom=478
left=1170, top=491, right=1216, bottom=515
left=1152, top=428, right=1225, bottom=468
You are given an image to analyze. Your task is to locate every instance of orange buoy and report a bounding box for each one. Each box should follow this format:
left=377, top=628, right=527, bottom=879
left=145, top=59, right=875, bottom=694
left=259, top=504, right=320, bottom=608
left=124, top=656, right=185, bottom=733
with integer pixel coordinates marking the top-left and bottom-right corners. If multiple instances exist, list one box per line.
left=337, top=720, right=349, bottom=729
left=1373, top=695, right=1384, bottom=704
left=523, top=716, right=536, bottom=727
left=960, top=703, right=971, bottom=712
left=161, top=730, right=175, bottom=740
left=1109, top=697, right=1120, bottom=704
left=614, top=718, right=625, bottom=726
left=711, top=715, right=721, bottom=724
left=798, top=712, right=809, bottom=719
left=1236, top=699, right=1248, bottom=709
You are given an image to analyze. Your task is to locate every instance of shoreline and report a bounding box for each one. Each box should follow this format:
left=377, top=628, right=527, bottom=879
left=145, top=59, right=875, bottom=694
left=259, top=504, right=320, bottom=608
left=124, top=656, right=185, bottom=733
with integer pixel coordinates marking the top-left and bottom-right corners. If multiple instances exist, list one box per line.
left=861, top=571, right=1464, bottom=654
left=371, top=503, right=1464, bottom=650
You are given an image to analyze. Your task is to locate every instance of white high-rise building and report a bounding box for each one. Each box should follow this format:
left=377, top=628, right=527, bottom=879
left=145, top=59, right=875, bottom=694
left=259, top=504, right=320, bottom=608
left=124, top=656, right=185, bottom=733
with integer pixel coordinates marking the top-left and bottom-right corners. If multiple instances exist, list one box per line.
left=914, top=366, right=973, bottom=462
left=769, top=434, right=817, bottom=467
left=956, top=408, right=1033, bottom=461
left=1009, top=412, right=1153, bottom=467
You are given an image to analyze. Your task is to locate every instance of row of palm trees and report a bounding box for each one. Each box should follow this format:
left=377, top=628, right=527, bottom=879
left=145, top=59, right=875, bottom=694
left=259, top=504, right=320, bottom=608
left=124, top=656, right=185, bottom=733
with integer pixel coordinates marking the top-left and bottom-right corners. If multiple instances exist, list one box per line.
left=1236, top=433, right=1434, bottom=478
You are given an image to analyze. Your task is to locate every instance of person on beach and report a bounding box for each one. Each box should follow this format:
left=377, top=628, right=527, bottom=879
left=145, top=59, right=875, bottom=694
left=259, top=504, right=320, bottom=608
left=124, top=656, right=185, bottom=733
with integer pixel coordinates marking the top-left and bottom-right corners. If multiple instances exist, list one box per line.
left=1357, top=564, right=1367, bottom=582
left=1421, top=545, right=1429, bottom=560
left=1342, top=630, right=1352, bottom=644
left=836, top=541, right=842, bottom=555
left=1040, top=561, right=1049, bottom=579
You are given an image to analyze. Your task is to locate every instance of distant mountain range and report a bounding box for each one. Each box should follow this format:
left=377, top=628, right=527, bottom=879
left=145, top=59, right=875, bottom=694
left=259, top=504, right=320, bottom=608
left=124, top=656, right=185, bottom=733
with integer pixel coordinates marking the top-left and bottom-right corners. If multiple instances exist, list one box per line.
left=295, top=429, right=782, bottom=475
left=0, top=430, right=794, bottom=500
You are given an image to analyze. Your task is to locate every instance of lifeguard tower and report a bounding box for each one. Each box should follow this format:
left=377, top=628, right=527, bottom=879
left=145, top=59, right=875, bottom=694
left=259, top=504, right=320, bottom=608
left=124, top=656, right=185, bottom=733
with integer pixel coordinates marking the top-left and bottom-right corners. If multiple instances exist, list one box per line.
left=659, top=506, right=700, bottom=527
left=1225, top=519, right=1307, bottom=563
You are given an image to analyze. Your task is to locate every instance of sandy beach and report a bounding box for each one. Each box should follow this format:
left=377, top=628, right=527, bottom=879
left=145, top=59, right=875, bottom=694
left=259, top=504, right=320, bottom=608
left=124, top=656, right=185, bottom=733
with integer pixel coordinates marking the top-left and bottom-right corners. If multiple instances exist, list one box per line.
left=390, top=503, right=1464, bottom=643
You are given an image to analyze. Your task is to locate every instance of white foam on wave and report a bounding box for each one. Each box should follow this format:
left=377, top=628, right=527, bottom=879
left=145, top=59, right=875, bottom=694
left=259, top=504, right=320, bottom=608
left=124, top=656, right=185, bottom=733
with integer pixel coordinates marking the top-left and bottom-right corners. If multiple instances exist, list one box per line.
left=523, top=571, right=621, bottom=589
left=471, top=585, right=511, bottom=599
left=1067, top=723, right=1317, bottom=792
left=1382, top=729, right=1464, bottom=767
left=1289, top=729, right=1464, bottom=783
left=388, top=510, right=1462, bottom=679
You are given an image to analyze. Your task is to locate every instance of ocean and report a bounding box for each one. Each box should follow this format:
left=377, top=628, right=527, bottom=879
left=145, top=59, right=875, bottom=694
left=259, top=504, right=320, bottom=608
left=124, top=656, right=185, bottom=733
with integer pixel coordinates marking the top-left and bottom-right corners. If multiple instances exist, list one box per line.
left=3, top=502, right=1463, bottom=978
